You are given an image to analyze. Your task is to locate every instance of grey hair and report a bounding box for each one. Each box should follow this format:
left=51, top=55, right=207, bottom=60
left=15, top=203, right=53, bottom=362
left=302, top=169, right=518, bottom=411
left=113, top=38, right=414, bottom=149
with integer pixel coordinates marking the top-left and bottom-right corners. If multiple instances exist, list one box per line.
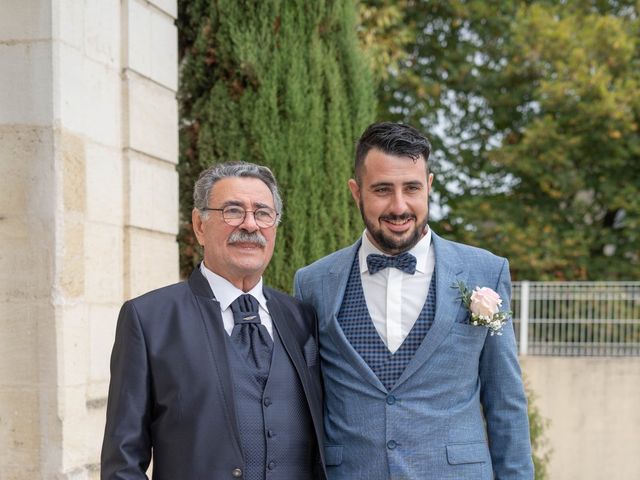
left=193, top=161, right=283, bottom=222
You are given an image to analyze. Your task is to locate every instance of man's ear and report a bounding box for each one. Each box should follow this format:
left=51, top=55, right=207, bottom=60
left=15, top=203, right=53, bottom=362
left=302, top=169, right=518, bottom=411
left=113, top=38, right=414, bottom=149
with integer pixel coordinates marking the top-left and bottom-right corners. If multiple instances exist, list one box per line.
left=348, top=178, right=361, bottom=205
left=192, top=208, right=205, bottom=246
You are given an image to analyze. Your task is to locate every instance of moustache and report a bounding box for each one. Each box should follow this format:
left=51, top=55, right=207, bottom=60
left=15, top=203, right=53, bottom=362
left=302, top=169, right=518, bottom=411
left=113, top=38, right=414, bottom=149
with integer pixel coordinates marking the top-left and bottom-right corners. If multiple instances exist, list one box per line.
left=228, top=230, right=267, bottom=247
left=379, top=213, right=416, bottom=222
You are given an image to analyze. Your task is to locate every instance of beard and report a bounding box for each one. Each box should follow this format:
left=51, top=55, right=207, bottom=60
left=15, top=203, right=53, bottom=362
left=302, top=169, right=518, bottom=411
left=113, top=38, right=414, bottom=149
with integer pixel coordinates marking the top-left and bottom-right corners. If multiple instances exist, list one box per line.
left=360, top=200, right=428, bottom=255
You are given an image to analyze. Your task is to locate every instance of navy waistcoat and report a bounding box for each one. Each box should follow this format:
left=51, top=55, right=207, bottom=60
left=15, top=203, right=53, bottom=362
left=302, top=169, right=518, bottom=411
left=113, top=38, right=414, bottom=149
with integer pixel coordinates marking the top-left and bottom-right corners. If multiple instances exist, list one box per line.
left=227, top=323, right=316, bottom=480
left=337, top=255, right=437, bottom=390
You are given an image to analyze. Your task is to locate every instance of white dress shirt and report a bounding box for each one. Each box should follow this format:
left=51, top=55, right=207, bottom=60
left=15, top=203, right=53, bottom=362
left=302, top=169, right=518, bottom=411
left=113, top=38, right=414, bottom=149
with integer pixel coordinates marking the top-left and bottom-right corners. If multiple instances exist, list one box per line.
left=358, top=228, right=435, bottom=353
left=199, top=263, right=273, bottom=339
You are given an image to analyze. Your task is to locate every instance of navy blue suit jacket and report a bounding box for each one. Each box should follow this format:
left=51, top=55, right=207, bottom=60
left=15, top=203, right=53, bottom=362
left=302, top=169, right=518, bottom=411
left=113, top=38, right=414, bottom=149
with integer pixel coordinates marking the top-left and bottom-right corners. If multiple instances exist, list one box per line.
left=101, top=267, right=325, bottom=479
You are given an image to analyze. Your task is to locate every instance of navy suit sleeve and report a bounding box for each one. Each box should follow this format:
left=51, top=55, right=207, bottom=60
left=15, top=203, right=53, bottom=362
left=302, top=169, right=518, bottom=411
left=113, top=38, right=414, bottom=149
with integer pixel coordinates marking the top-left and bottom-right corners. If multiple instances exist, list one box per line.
left=479, top=259, right=534, bottom=479
left=101, top=301, right=152, bottom=479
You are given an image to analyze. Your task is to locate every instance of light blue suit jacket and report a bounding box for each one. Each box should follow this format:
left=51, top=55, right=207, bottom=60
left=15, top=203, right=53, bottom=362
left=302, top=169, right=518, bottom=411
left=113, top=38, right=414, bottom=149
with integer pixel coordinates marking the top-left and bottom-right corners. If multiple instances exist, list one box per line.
left=294, top=231, right=534, bottom=480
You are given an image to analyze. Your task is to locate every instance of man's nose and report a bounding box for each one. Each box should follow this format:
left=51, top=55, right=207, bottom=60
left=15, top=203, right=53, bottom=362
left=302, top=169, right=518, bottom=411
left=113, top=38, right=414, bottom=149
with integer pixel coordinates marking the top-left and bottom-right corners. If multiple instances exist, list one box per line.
left=239, top=211, right=260, bottom=232
left=388, top=191, right=409, bottom=214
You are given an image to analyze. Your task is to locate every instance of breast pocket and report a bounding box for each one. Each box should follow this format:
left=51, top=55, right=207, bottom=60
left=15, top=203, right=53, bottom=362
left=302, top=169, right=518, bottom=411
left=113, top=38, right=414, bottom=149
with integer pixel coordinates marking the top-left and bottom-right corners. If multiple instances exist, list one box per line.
left=450, top=321, right=488, bottom=340
left=430, top=323, right=487, bottom=384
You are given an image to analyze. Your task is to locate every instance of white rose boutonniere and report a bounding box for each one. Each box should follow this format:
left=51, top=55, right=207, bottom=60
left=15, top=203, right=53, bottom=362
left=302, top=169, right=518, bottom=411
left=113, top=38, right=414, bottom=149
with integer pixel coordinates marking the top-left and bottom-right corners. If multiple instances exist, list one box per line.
left=453, top=281, right=511, bottom=336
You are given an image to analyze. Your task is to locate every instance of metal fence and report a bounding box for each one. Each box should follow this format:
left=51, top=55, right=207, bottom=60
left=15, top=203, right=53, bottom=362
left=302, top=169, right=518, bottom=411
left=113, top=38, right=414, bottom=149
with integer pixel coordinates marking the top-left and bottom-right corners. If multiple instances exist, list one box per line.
left=511, top=281, right=640, bottom=356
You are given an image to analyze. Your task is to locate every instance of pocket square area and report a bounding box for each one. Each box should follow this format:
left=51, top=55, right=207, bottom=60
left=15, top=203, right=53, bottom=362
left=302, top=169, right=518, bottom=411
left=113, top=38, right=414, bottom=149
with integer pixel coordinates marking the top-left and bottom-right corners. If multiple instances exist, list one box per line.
left=456, top=311, right=471, bottom=324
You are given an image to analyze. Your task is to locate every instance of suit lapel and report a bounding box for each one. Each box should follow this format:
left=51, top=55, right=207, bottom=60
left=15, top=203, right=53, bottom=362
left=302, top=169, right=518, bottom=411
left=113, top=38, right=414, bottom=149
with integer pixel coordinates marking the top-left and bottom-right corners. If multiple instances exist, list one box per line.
left=188, top=268, right=243, bottom=460
left=324, top=240, right=387, bottom=393
left=266, top=291, right=311, bottom=390
left=393, top=232, right=467, bottom=389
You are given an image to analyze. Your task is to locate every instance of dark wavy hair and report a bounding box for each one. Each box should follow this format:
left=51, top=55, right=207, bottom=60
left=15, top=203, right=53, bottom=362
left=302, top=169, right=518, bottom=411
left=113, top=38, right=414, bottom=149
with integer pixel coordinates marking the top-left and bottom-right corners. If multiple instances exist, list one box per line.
left=354, top=122, right=431, bottom=183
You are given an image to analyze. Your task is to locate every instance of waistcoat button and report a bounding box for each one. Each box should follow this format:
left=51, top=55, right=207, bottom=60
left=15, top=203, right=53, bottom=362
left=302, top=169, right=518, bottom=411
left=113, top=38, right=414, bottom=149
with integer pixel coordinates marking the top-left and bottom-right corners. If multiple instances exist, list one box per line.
left=263, top=397, right=272, bottom=407
left=231, top=467, right=243, bottom=477
left=268, top=461, right=276, bottom=470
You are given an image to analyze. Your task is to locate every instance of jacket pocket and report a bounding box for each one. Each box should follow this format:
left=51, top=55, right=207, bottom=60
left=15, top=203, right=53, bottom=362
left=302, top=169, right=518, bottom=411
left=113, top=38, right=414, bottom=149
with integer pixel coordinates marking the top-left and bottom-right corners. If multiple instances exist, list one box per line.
left=324, top=445, right=343, bottom=466
left=446, top=442, right=488, bottom=465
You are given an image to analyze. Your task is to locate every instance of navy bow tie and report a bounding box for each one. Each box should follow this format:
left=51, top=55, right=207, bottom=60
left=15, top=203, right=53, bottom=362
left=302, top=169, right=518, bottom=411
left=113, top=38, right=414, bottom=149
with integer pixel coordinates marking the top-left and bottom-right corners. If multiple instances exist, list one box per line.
left=366, top=252, right=417, bottom=275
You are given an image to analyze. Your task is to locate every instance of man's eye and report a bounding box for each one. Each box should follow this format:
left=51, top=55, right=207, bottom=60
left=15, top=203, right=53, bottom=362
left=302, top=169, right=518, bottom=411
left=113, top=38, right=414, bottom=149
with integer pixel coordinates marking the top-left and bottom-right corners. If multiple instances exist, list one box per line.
left=224, top=207, right=245, bottom=217
left=255, top=209, right=275, bottom=221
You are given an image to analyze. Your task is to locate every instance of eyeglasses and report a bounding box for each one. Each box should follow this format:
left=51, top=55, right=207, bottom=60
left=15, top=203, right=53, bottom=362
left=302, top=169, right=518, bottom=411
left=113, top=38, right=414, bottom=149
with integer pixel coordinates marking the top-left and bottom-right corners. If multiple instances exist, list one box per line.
left=202, top=205, right=279, bottom=228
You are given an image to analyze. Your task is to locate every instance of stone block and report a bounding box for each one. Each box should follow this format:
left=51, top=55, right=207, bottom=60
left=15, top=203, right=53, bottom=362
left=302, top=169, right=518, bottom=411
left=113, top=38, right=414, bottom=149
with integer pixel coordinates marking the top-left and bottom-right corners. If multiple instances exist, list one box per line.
left=84, top=0, right=121, bottom=67
left=125, top=228, right=178, bottom=298
left=61, top=130, right=86, bottom=214
left=88, top=307, right=118, bottom=384
left=0, top=387, right=41, bottom=476
left=125, top=72, right=178, bottom=163
left=127, top=150, right=178, bottom=234
left=127, top=0, right=177, bottom=90
left=0, top=125, right=40, bottom=212
left=57, top=304, right=89, bottom=387
left=148, top=0, right=177, bottom=18
left=126, top=0, right=150, bottom=75
left=0, top=125, right=56, bottom=300
left=85, top=400, right=108, bottom=465
left=54, top=0, right=84, bottom=49
left=0, top=1, right=51, bottom=42
left=86, top=381, right=109, bottom=406
left=0, top=215, right=54, bottom=303
left=84, top=223, right=123, bottom=304
left=59, top=386, right=89, bottom=472
left=85, top=142, right=123, bottom=225
left=0, top=302, right=45, bottom=386
left=59, top=216, right=85, bottom=298
left=0, top=43, right=52, bottom=124
left=57, top=43, right=121, bottom=147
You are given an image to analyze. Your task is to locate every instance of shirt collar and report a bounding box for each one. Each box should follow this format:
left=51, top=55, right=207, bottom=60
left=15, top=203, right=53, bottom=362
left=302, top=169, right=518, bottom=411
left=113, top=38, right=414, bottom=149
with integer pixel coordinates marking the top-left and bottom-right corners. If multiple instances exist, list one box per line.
left=199, top=262, right=267, bottom=311
left=359, top=226, right=432, bottom=274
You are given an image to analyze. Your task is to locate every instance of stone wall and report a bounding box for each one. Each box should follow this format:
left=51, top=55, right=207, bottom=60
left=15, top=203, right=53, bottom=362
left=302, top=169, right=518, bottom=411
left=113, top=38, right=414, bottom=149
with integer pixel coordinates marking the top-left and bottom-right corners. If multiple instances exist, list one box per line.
left=0, top=1, right=178, bottom=478
left=522, top=357, right=640, bottom=480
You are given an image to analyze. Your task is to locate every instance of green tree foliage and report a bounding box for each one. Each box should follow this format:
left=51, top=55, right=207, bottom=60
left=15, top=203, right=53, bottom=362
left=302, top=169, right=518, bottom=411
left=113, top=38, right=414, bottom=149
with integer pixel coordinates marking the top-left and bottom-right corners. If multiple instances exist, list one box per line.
left=526, top=380, right=552, bottom=480
left=362, top=0, right=640, bottom=281
left=177, top=0, right=375, bottom=290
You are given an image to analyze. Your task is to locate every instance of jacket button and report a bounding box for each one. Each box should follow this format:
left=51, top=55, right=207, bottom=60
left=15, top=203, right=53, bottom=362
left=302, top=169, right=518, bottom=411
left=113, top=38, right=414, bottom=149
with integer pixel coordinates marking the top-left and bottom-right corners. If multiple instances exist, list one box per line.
left=231, top=468, right=243, bottom=477
left=267, top=461, right=276, bottom=470
left=386, top=395, right=396, bottom=405
left=387, top=440, right=397, bottom=450
left=267, top=429, right=275, bottom=438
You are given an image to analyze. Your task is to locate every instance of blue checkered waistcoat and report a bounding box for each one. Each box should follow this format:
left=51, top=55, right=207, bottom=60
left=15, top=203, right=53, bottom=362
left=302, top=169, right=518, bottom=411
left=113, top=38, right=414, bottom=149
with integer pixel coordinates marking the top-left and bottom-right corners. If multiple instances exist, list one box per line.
left=336, top=256, right=436, bottom=391
left=294, top=232, right=534, bottom=480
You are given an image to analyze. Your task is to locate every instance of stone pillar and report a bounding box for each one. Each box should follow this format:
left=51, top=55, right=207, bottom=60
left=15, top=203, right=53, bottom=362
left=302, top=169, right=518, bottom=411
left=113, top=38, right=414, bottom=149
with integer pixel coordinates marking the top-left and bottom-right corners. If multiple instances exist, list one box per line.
left=0, top=1, right=178, bottom=478
left=122, top=0, right=179, bottom=299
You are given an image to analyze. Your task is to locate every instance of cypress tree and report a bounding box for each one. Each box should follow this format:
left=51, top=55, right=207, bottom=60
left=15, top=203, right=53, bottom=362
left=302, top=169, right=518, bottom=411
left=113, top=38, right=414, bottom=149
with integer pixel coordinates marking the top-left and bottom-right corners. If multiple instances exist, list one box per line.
left=178, top=0, right=375, bottom=291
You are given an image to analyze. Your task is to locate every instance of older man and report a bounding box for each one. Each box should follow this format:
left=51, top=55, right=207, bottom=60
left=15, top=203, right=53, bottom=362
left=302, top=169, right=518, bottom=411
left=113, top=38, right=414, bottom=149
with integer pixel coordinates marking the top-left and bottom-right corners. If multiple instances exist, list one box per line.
left=295, top=122, right=533, bottom=479
left=102, top=161, right=325, bottom=480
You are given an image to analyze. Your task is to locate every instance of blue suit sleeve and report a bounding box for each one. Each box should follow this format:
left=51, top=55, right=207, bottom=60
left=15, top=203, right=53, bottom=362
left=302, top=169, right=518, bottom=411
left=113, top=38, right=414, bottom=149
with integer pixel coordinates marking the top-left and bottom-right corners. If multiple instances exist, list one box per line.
left=293, top=270, right=305, bottom=303
left=479, top=259, right=534, bottom=479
